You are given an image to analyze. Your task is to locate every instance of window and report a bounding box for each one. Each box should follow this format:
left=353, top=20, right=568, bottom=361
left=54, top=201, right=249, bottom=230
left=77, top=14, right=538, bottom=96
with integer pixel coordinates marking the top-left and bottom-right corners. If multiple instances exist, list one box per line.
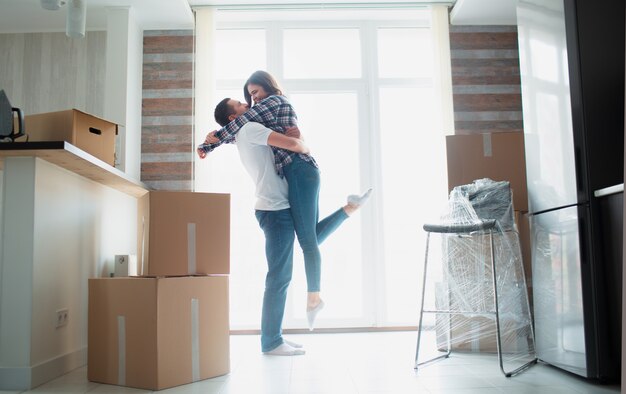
left=214, top=29, right=267, bottom=80
left=196, top=9, right=449, bottom=329
left=283, top=29, right=361, bottom=78
left=377, top=28, right=433, bottom=78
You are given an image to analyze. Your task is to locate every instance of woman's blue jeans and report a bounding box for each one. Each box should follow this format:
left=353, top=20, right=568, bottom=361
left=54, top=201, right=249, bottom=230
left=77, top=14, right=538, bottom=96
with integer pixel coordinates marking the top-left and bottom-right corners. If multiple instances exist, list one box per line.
left=283, top=155, right=345, bottom=293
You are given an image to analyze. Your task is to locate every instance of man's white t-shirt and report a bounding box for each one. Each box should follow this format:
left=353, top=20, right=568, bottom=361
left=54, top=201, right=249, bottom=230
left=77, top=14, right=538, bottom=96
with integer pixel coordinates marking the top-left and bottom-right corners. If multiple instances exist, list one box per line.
left=235, top=122, right=289, bottom=211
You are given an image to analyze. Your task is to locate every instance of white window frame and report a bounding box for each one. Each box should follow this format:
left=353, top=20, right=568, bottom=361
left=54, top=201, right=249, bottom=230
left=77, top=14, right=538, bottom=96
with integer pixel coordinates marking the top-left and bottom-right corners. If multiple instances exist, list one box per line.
left=208, top=16, right=436, bottom=328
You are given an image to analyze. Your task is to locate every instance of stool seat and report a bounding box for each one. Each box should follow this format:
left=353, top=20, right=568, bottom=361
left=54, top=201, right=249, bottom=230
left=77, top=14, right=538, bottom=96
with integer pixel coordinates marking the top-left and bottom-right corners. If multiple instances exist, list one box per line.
left=422, top=219, right=497, bottom=234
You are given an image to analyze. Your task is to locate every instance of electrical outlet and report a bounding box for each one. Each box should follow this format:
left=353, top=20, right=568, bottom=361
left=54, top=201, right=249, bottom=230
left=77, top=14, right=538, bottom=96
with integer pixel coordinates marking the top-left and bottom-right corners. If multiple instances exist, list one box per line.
left=56, top=308, right=69, bottom=328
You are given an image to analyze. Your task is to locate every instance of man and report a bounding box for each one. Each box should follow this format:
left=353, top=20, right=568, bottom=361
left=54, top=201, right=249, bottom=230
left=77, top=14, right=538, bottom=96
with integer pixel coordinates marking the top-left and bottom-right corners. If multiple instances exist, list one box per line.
left=212, top=98, right=365, bottom=356
left=213, top=98, right=306, bottom=356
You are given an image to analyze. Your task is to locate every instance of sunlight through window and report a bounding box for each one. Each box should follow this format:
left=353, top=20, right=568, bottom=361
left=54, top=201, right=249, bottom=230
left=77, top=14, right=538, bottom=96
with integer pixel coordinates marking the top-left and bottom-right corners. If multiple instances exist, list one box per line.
left=196, top=8, right=448, bottom=329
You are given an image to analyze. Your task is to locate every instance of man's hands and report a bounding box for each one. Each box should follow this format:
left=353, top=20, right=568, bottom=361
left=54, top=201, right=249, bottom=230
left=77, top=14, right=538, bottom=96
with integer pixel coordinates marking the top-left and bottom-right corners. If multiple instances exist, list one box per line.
left=285, top=126, right=303, bottom=140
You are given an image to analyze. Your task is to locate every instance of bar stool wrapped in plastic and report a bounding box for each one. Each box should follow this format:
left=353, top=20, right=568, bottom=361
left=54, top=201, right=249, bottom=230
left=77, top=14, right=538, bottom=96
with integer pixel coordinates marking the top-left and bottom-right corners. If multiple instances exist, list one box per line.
left=414, top=180, right=537, bottom=377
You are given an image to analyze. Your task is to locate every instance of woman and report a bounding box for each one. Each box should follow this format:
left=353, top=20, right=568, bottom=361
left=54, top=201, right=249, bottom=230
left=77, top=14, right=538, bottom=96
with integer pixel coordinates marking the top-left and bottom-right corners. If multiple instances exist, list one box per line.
left=198, top=70, right=371, bottom=329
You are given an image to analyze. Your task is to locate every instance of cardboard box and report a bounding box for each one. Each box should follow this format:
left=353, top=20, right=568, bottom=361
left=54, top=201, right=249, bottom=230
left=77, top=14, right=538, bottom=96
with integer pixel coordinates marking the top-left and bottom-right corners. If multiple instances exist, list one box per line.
left=436, top=315, right=531, bottom=354
left=446, top=132, right=528, bottom=211
left=147, top=191, right=230, bottom=276
left=434, top=228, right=533, bottom=353
left=20, top=109, right=117, bottom=166
left=88, top=276, right=230, bottom=390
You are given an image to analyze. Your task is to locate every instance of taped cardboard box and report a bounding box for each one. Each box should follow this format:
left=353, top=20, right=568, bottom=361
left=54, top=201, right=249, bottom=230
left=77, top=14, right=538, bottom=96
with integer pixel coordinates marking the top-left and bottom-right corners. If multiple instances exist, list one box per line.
left=19, top=109, right=117, bottom=166
left=446, top=132, right=528, bottom=211
left=434, top=229, right=533, bottom=353
left=88, top=276, right=230, bottom=390
left=145, top=191, right=230, bottom=276
left=436, top=315, right=531, bottom=354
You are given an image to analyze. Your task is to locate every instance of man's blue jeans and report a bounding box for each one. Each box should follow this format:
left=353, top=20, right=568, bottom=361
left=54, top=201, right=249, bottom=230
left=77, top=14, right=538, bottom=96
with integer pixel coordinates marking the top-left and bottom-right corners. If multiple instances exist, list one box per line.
left=256, top=208, right=294, bottom=352
left=256, top=205, right=348, bottom=352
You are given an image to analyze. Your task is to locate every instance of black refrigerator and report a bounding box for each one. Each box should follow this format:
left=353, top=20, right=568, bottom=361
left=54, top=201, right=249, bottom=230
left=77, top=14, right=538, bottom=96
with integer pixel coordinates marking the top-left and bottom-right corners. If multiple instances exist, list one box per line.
left=517, top=0, right=624, bottom=380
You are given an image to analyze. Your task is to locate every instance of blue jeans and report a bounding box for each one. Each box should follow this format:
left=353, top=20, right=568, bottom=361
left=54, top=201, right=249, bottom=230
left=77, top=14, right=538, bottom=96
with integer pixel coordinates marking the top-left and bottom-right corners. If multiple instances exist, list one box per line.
left=256, top=203, right=348, bottom=352
left=256, top=209, right=295, bottom=352
left=283, top=155, right=348, bottom=292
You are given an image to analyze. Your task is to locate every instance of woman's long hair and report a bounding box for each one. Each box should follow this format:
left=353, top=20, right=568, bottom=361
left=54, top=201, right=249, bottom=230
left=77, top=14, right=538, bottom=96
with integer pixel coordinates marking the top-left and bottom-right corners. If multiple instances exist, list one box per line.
left=244, top=70, right=283, bottom=107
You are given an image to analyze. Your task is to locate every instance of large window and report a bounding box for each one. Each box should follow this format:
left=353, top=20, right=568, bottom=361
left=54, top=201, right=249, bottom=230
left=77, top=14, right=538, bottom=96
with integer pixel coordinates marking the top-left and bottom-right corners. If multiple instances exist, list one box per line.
left=195, top=8, right=449, bottom=329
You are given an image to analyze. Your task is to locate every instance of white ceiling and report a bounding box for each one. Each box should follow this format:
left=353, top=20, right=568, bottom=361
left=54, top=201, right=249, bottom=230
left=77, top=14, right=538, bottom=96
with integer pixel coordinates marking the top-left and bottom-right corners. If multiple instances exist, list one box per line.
left=0, top=0, right=517, bottom=34
left=0, top=0, right=194, bottom=33
left=450, top=0, right=517, bottom=25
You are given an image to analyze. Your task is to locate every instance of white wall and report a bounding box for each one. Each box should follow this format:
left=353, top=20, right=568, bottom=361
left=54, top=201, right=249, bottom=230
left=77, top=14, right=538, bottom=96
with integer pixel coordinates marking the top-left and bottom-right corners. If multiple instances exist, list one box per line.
left=0, top=5, right=160, bottom=390
left=0, top=158, right=36, bottom=374
left=31, top=162, right=137, bottom=365
left=104, top=7, right=143, bottom=181
left=0, top=158, right=138, bottom=390
left=0, top=6, right=146, bottom=390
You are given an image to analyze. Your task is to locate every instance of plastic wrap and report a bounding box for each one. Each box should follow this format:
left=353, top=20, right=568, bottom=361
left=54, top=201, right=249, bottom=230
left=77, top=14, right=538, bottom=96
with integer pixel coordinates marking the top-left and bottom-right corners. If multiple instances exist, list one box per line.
left=418, top=179, right=535, bottom=371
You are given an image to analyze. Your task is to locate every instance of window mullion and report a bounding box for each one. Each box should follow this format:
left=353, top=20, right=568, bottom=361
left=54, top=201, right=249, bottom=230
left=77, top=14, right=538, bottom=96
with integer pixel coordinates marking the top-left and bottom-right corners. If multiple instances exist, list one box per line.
left=267, top=22, right=283, bottom=82
left=360, top=20, right=387, bottom=327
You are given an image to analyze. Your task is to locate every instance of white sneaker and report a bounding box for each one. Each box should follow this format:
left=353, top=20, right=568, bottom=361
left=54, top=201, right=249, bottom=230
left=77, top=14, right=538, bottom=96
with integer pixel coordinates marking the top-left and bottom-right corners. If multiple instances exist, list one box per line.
left=284, top=339, right=303, bottom=348
left=347, top=188, right=372, bottom=207
left=263, top=343, right=306, bottom=356
left=307, top=300, right=325, bottom=331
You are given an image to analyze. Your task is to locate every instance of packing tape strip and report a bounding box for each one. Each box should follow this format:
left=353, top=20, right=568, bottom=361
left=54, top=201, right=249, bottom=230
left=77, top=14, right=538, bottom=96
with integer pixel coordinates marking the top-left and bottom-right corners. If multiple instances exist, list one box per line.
left=188, top=223, right=196, bottom=274
left=470, top=319, right=480, bottom=352
left=191, top=298, right=200, bottom=382
left=117, top=315, right=126, bottom=386
left=482, top=134, right=493, bottom=157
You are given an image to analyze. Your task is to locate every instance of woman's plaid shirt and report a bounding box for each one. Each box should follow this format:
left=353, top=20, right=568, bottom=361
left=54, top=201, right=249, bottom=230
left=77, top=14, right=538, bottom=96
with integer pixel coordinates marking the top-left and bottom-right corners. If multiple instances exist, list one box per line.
left=197, top=95, right=318, bottom=176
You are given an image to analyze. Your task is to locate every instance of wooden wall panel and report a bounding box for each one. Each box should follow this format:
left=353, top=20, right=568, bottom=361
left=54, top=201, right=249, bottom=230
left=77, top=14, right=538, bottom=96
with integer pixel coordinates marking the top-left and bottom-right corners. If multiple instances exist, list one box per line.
left=141, top=30, right=194, bottom=191
left=0, top=32, right=106, bottom=117
left=449, top=25, right=523, bottom=135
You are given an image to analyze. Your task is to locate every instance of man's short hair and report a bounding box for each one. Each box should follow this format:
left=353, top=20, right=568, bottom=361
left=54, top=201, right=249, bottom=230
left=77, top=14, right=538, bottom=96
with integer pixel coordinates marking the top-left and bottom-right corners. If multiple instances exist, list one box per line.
left=214, top=98, right=234, bottom=127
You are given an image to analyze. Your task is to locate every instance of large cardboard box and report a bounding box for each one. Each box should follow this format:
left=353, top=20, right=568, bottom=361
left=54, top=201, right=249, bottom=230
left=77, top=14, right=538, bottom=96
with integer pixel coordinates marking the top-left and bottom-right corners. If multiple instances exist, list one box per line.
left=88, top=276, right=230, bottom=390
left=436, top=315, right=531, bottom=354
left=21, top=109, right=117, bottom=166
left=434, top=228, right=533, bottom=353
left=146, top=191, right=230, bottom=276
left=446, top=132, right=528, bottom=211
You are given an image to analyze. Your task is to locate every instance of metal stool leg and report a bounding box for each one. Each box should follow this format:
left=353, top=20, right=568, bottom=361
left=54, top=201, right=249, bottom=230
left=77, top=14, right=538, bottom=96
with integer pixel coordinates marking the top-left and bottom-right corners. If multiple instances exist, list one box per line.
left=414, top=232, right=430, bottom=369
left=489, top=229, right=537, bottom=377
left=415, top=231, right=451, bottom=370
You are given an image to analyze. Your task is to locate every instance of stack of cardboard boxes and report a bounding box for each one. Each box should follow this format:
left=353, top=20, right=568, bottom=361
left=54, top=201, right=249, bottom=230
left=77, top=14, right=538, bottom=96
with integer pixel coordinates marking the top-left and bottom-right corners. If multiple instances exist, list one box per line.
left=88, top=192, right=231, bottom=390
left=444, top=132, right=532, bottom=353
left=18, top=109, right=232, bottom=388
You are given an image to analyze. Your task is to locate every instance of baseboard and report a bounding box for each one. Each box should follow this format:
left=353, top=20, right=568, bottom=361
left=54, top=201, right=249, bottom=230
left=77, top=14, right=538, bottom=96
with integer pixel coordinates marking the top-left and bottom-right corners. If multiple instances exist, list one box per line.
left=0, top=347, right=87, bottom=390
left=230, top=326, right=419, bottom=335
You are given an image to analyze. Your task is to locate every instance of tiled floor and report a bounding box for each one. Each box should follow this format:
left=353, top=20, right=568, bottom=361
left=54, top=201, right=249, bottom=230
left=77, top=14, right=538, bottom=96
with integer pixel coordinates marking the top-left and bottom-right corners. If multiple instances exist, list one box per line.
left=1, top=331, right=620, bottom=393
